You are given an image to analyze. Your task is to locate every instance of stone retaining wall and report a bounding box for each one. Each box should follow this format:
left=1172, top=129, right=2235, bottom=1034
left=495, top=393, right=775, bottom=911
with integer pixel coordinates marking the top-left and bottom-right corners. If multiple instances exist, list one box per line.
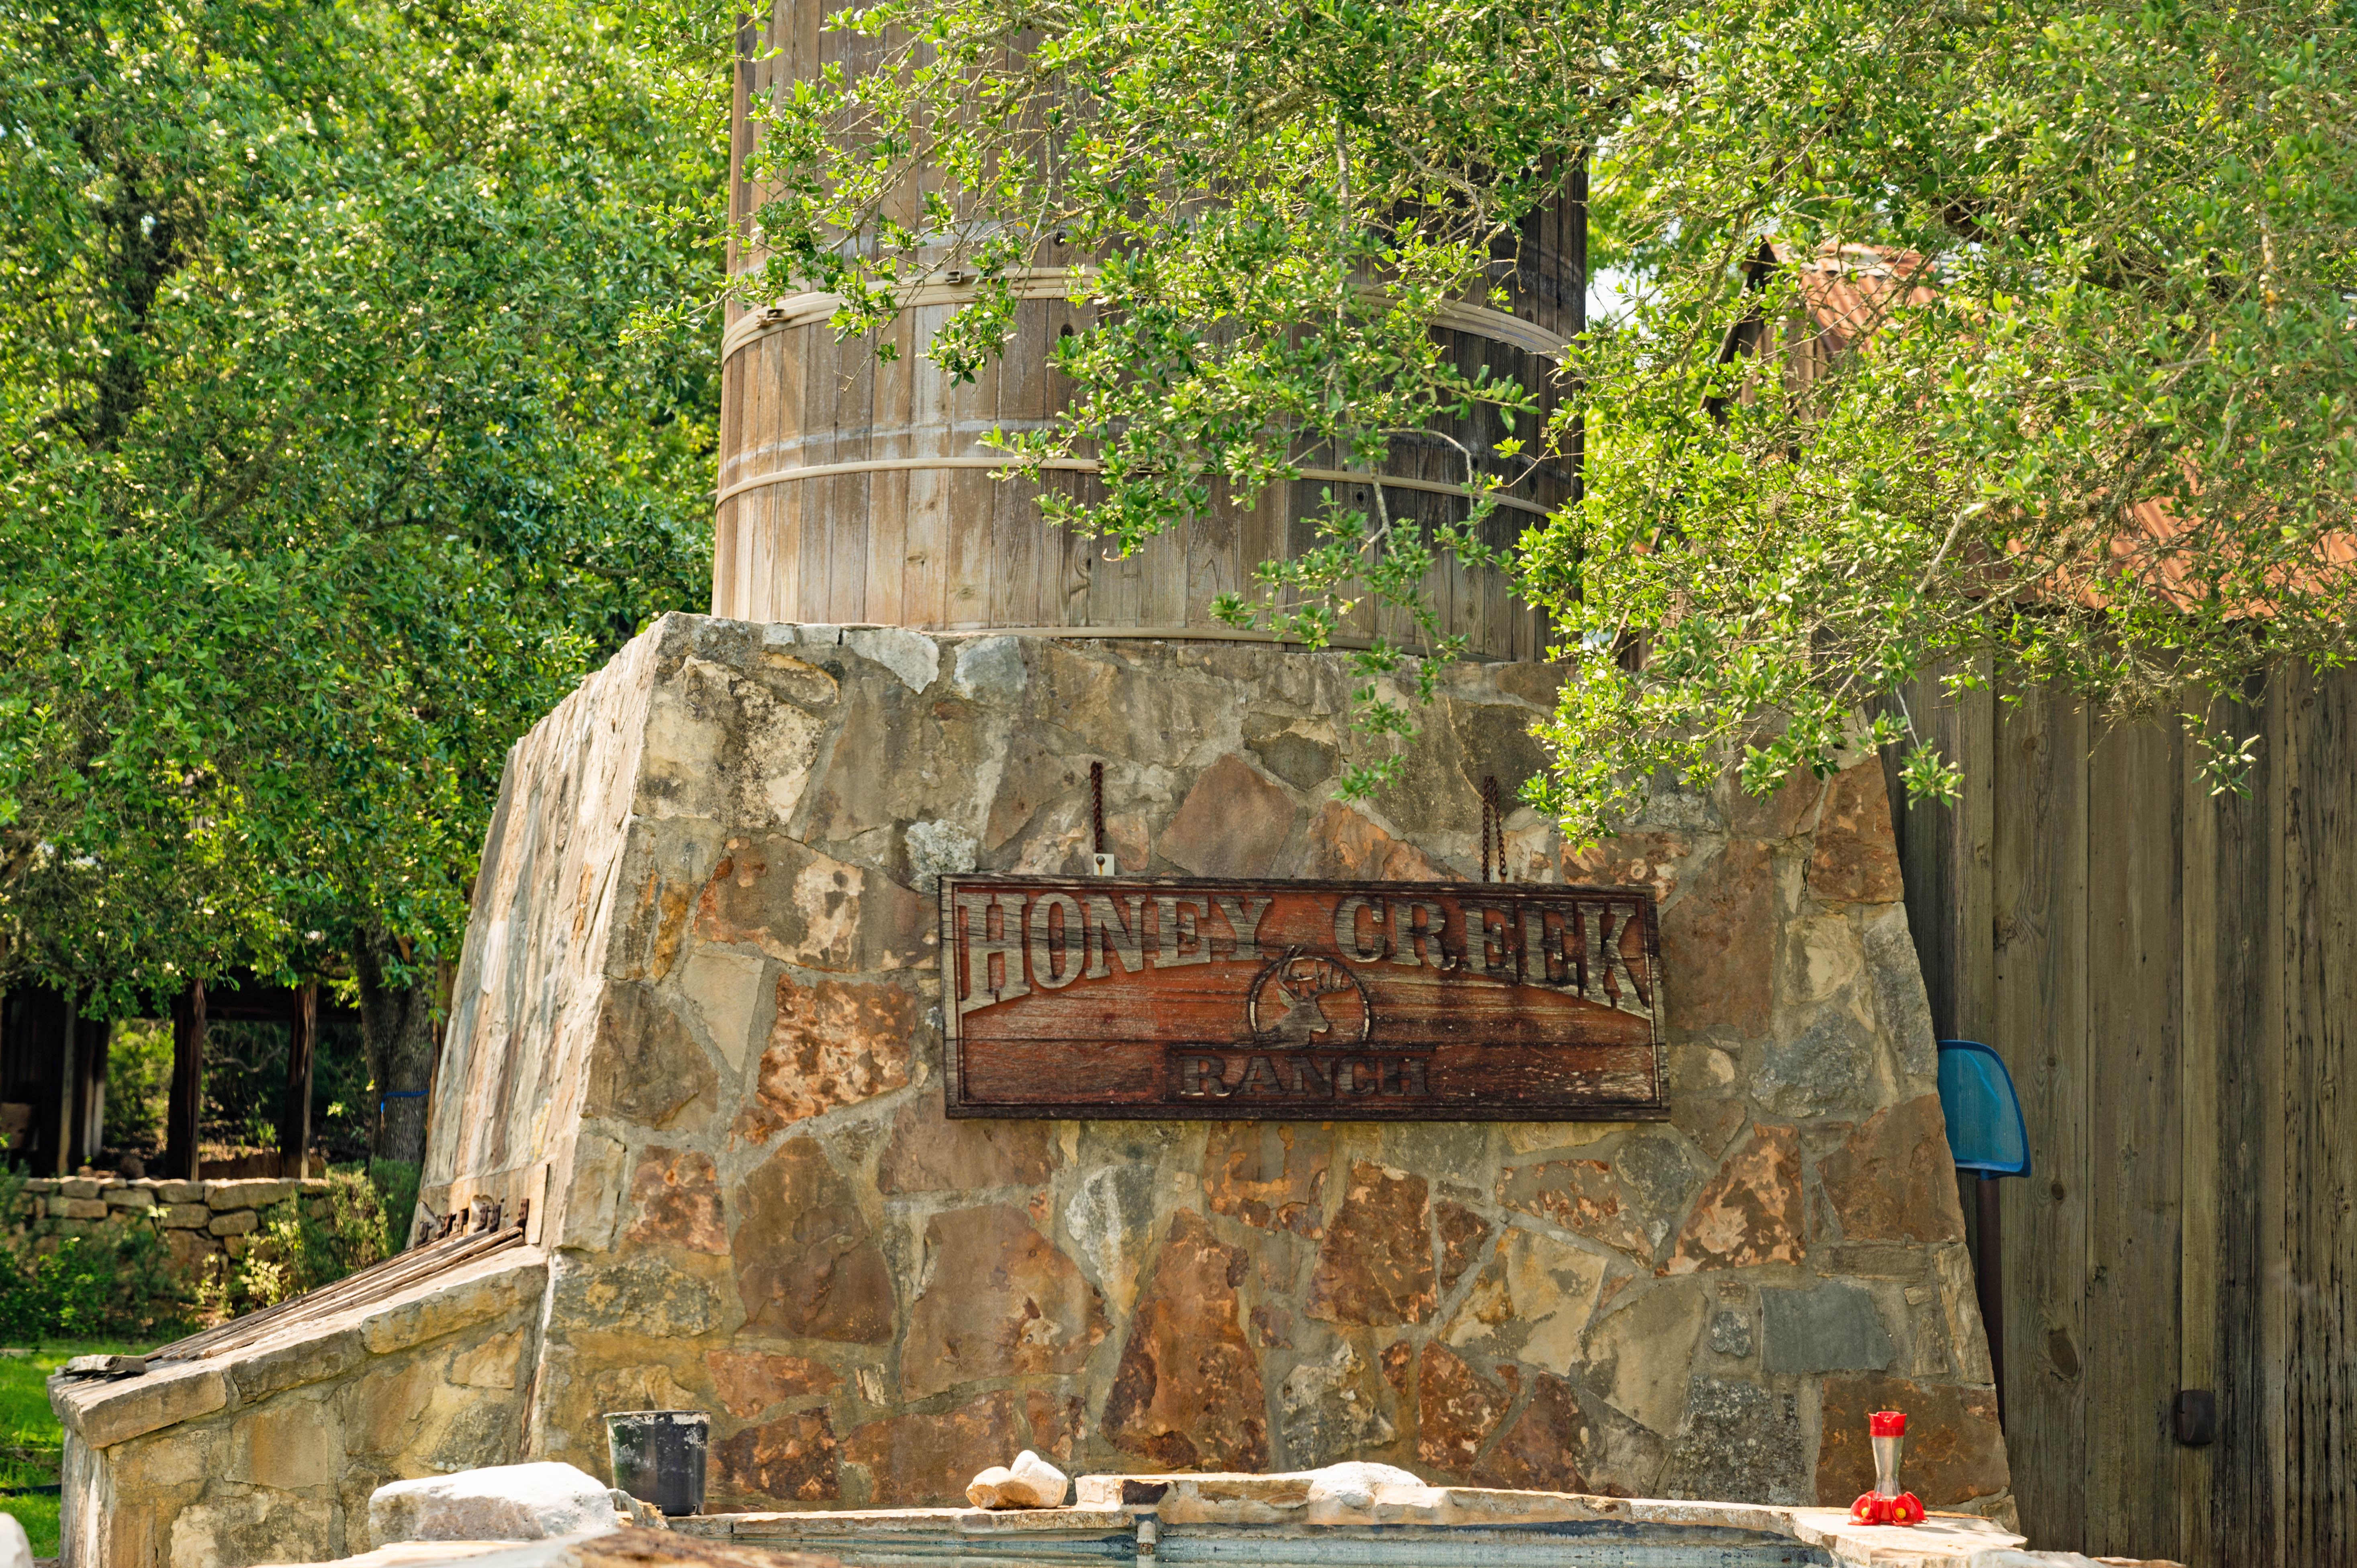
left=53, top=1245, right=546, bottom=1568
left=15, top=1176, right=335, bottom=1274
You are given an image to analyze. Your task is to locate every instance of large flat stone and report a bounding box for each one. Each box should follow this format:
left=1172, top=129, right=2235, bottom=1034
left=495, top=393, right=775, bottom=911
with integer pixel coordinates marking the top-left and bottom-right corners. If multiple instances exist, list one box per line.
left=712, top=1409, right=840, bottom=1506
left=1158, top=754, right=1296, bottom=879
left=694, top=833, right=929, bottom=973
left=1307, top=1162, right=1435, bottom=1326
left=731, top=1138, right=894, bottom=1343
left=1104, top=1210, right=1269, bottom=1471
left=1806, top=764, right=1903, bottom=904
left=1815, top=1374, right=2009, bottom=1507
left=1294, top=801, right=1449, bottom=881
left=1663, top=1376, right=1806, bottom=1506
left=368, top=1462, right=617, bottom=1543
left=900, top=1205, right=1106, bottom=1397
left=1664, top=1125, right=1805, bottom=1274
left=731, top=976, right=916, bottom=1140
left=1472, top=1374, right=1588, bottom=1493
left=875, top=1095, right=1056, bottom=1194
left=844, top=1391, right=1017, bottom=1507
left=1416, top=1342, right=1512, bottom=1476
left=586, top=984, right=717, bottom=1129
left=1203, top=1122, right=1331, bottom=1238
left=1760, top=1284, right=1895, bottom=1375
left=1818, top=1095, right=1966, bottom=1244
left=1660, top=843, right=1773, bottom=1037
left=706, top=1352, right=840, bottom=1419
left=625, top=1146, right=728, bottom=1254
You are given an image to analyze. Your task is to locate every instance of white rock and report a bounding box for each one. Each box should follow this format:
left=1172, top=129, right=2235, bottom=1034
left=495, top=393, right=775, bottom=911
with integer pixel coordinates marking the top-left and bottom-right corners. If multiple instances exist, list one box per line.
left=965, top=1450, right=1069, bottom=1509
left=964, top=1465, right=1017, bottom=1509
left=1302, top=1460, right=1423, bottom=1512
left=1005, top=1450, right=1069, bottom=1507
left=0, top=1510, right=29, bottom=1568
left=370, top=1462, right=623, bottom=1544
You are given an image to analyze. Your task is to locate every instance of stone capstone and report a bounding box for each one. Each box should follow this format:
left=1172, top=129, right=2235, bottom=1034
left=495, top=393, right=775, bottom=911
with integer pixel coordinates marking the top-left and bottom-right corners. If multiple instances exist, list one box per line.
left=368, top=1462, right=619, bottom=1543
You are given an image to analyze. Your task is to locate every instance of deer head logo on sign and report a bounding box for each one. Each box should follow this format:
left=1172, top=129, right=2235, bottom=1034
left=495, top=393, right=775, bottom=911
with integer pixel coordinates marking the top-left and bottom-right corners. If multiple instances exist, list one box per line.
left=1247, top=946, right=1374, bottom=1047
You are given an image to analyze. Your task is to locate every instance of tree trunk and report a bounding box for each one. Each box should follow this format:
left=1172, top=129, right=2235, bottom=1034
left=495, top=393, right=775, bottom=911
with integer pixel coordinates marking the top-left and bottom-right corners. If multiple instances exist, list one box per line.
left=355, top=942, right=437, bottom=1169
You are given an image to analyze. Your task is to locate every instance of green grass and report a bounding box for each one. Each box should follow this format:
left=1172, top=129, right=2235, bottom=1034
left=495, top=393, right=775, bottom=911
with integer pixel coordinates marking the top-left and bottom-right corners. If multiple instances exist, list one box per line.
left=0, top=1341, right=151, bottom=1558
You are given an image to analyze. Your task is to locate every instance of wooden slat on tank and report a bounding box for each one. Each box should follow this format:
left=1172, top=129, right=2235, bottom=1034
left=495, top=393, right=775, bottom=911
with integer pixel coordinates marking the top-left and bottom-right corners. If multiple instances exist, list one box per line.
left=2082, top=717, right=2184, bottom=1561
left=1991, top=681, right=2089, bottom=1552
left=897, top=302, right=955, bottom=625
left=2281, top=664, right=2357, bottom=1563
left=862, top=308, right=917, bottom=625
left=943, top=460, right=995, bottom=628
left=1184, top=488, right=1243, bottom=631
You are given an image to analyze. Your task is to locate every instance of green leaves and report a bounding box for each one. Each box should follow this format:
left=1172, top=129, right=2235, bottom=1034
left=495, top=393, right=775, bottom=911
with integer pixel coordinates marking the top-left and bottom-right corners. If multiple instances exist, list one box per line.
left=0, top=0, right=725, bottom=1006
left=753, top=0, right=2357, bottom=843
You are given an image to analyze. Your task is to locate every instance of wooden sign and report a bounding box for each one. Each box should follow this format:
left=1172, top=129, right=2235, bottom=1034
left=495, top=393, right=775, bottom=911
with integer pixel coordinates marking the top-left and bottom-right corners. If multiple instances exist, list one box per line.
left=939, top=875, right=1666, bottom=1120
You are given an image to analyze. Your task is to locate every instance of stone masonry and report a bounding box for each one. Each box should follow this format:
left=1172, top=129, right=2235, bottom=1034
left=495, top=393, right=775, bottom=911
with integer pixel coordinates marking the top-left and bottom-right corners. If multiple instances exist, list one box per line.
left=433, top=612, right=2009, bottom=1521
left=56, top=610, right=2010, bottom=1568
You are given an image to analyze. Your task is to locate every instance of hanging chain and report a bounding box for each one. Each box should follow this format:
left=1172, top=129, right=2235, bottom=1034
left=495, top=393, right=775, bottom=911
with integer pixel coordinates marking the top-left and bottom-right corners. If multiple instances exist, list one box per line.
left=1091, top=762, right=1106, bottom=856
left=1481, top=775, right=1509, bottom=883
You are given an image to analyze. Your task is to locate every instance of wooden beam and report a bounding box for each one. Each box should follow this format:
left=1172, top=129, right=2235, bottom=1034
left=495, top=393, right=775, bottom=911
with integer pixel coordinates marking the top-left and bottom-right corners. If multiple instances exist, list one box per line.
left=167, top=978, right=206, bottom=1182
left=278, top=981, right=317, bottom=1178
left=51, top=988, right=77, bottom=1177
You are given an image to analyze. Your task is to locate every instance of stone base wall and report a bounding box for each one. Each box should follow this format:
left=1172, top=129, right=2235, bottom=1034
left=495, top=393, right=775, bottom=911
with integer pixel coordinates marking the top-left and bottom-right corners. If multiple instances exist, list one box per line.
left=420, top=615, right=2011, bottom=1527
left=54, top=1246, right=546, bottom=1568
left=15, top=1176, right=335, bottom=1278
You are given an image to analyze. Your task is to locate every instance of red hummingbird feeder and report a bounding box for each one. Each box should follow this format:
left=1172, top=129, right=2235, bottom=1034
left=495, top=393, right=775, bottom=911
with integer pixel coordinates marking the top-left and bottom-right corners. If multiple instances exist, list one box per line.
left=1849, top=1410, right=1927, bottom=1526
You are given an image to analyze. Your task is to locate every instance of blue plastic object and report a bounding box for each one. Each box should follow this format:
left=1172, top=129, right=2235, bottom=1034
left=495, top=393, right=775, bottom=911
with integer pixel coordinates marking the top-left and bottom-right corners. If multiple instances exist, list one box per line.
left=1936, top=1039, right=2030, bottom=1177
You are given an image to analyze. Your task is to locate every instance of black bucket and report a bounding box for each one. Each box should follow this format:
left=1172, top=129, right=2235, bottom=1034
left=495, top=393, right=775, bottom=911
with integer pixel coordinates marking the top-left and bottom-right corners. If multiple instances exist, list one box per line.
left=604, top=1409, right=709, bottom=1517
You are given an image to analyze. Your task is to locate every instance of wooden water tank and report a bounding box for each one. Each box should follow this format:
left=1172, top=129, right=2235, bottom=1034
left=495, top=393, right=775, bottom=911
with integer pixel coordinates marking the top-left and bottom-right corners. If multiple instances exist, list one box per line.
left=714, top=2, right=1579, bottom=659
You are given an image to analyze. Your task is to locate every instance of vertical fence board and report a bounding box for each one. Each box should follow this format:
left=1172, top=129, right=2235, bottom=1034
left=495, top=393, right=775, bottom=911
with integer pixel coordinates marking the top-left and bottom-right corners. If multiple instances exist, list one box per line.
left=1990, top=684, right=2090, bottom=1551
left=2177, top=709, right=2222, bottom=1568
left=2081, top=720, right=2183, bottom=1560
left=2210, top=678, right=2278, bottom=1565
left=2282, top=666, right=2357, bottom=1564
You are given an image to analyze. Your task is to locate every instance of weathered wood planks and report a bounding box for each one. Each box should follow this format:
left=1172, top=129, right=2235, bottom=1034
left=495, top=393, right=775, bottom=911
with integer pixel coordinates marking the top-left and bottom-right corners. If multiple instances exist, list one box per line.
left=1891, top=665, right=2357, bottom=1564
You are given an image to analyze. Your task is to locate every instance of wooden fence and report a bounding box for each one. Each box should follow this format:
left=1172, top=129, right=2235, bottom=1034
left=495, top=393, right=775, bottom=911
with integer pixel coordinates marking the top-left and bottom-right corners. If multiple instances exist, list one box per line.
left=1887, top=662, right=2355, bottom=1566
